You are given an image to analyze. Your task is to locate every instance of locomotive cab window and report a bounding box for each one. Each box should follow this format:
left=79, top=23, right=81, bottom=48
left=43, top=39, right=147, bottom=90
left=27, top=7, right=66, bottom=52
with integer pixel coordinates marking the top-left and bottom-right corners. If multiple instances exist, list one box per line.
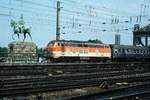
left=53, top=42, right=57, bottom=47
left=48, top=42, right=54, bottom=46
left=60, top=42, right=65, bottom=46
left=57, top=43, right=61, bottom=46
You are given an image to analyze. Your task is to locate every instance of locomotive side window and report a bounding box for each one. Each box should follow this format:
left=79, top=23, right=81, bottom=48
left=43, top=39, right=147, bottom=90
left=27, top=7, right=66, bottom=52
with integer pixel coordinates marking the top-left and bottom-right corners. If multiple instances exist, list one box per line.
left=78, top=44, right=83, bottom=47
left=79, top=50, right=83, bottom=53
left=72, top=49, right=76, bottom=53
left=64, top=43, right=67, bottom=46
left=61, top=43, right=64, bottom=46
left=83, top=44, right=88, bottom=47
left=84, top=50, right=88, bottom=54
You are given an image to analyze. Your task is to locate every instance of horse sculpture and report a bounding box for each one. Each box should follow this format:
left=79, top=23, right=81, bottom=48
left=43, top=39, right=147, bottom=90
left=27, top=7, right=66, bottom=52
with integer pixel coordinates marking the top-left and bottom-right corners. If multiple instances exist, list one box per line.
left=10, top=16, right=32, bottom=41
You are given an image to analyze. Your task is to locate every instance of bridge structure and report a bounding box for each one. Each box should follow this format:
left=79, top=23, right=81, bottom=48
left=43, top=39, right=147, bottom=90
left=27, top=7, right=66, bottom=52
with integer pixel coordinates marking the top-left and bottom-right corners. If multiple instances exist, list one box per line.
left=133, top=24, right=150, bottom=46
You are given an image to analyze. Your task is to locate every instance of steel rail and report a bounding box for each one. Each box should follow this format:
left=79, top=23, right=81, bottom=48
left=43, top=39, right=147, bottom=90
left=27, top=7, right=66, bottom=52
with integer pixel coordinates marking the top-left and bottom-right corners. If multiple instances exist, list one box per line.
left=0, top=73, right=150, bottom=97
left=1, top=70, right=148, bottom=85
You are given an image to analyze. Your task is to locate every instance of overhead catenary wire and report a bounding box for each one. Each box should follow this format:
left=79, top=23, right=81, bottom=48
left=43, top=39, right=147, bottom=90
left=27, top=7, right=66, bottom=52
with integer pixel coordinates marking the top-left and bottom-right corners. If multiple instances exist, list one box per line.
left=0, top=0, right=148, bottom=38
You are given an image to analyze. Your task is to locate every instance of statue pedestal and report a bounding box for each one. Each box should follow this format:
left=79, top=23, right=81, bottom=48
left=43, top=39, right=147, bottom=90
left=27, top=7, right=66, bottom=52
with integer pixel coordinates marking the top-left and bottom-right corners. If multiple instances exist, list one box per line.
left=8, top=41, right=37, bottom=63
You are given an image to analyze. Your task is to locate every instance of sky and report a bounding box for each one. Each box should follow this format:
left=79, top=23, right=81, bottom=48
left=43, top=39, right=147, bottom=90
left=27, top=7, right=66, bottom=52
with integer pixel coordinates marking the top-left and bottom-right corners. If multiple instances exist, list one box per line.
left=0, top=0, right=149, bottom=47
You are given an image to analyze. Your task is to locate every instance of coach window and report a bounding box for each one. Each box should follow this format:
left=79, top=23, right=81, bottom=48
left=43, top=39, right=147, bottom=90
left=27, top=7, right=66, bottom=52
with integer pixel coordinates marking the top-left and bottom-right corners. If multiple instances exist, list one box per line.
left=145, top=50, right=147, bottom=54
left=133, top=49, right=136, bottom=53
left=143, top=50, right=145, bottom=53
left=140, top=50, right=142, bottom=53
left=127, top=49, right=130, bottom=53
left=122, top=49, right=125, bottom=53
left=147, top=50, right=149, bottom=54
left=120, top=49, right=123, bottom=53
left=131, top=49, right=133, bottom=53
left=124, top=49, right=127, bottom=53
left=118, top=49, right=121, bottom=53
left=114, top=49, right=118, bottom=53
left=134, top=50, right=136, bottom=53
left=134, top=50, right=137, bottom=53
left=146, top=50, right=148, bottom=54
left=137, top=50, right=139, bottom=53
left=143, top=50, right=145, bottom=54
left=142, top=50, right=144, bottom=53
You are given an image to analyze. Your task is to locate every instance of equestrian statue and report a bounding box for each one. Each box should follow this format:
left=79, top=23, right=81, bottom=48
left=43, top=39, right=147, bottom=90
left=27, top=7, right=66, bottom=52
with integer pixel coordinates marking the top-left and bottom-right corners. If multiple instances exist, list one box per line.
left=10, top=15, right=32, bottom=41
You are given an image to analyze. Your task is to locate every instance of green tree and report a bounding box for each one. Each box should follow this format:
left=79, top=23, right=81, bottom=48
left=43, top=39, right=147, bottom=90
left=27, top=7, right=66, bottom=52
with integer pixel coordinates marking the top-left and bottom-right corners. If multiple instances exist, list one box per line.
left=88, top=39, right=103, bottom=44
left=37, top=48, right=44, bottom=58
left=0, top=47, right=8, bottom=57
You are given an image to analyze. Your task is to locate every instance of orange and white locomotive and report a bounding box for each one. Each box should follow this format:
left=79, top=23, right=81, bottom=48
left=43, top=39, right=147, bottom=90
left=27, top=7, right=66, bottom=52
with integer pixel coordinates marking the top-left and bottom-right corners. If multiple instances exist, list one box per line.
left=46, top=40, right=111, bottom=62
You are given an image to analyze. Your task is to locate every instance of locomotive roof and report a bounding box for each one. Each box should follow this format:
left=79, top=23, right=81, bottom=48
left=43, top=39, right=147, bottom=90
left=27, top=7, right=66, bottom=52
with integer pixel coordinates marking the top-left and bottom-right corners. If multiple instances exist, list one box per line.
left=49, top=40, right=110, bottom=46
left=111, top=44, right=150, bottom=49
left=51, top=40, right=103, bottom=43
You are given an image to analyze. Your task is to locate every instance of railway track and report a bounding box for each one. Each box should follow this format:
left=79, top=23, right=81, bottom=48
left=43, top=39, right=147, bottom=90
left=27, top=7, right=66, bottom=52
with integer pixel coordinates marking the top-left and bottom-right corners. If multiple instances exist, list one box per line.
left=0, top=62, right=149, bottom=78
left=1, top=70, right=148, bottom=84
left=0, top=71, right=150, bottom=97
left=0, top=62, right=149, bottom=98
left=0, top=62, right=149, bottom=69
left=64, top=82, right=150, bottom=100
